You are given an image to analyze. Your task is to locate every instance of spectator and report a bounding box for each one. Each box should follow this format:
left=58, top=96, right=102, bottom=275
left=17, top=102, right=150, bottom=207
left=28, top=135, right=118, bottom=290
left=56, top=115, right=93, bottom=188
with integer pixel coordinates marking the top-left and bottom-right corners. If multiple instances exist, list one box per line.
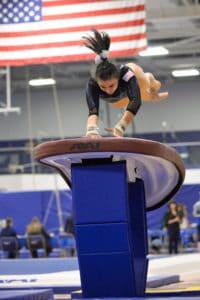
left=0, top=217, right=19, bottom=258
left=64, top=214, right=74, bottom=235
left=193, top=195, right=200, bottom=252
left=178, top=203, right=189, bottom=229
left=26, top=217, right=52, bottom=258
left=64, top=214, right=75, bottom=256
left=163, top=200, right=182, bottom=254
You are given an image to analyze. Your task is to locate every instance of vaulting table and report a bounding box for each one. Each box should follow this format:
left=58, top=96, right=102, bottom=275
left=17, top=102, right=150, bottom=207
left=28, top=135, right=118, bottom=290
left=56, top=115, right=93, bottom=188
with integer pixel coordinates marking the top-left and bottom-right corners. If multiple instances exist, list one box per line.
left=34, top=137, right=185, bottom=298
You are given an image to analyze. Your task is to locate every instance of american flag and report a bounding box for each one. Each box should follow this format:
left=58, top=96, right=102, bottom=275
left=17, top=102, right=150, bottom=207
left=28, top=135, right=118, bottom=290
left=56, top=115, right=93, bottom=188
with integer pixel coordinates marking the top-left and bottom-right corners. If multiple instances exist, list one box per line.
left=0, top=0, right=147, bottom=66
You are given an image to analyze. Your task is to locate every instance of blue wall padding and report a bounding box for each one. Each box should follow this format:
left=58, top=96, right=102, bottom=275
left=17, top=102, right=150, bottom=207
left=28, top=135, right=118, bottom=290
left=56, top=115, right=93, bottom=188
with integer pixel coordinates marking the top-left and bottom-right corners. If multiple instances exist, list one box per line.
left=79, top=252, right=135, bottom=298
left=71, top=162, right=128, bottom=224
left=128, top=180, right=148, bottom=296
left=1, top=185, right=199, bottom=234
left=75, top=223, right=129, bottom=254
left=0, top=190, right=72, bottom=234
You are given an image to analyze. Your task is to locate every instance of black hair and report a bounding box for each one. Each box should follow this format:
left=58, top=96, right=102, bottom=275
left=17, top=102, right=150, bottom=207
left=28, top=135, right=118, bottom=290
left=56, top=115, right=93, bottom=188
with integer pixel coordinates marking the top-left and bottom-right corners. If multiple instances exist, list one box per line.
left=168, top=200, right=178, bottom=208
left=82, top=29, right=119, bottom=81
left=83, top=28, right=110, bottom=55
left=6, top=218, right=12, bottom=227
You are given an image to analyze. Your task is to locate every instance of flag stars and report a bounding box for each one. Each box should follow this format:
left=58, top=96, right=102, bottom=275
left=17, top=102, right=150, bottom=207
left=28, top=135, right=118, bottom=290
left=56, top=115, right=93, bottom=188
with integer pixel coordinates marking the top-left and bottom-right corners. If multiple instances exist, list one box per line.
left=13, top=17, right=20, bottom=23
left=8, top=3, right=14, bottom=9
left=29, top=11, right=35, bottom=17
left=24, top=16, right=30, bottom=22
left=34, top=15, right=41, bottom=21
left=0, top=0, right=42, bottom=24
left=24, top=6, right=29, bottom=12
left=19, top=12, right=24, bottom=18
left=18, top=2, right=24, bottom=8
left=3, top=8, right=8, bottom=14
left=3, top=17, right=9, bottom=23
left=8, top=12, right=14, bottom=19
left=13, top=7, right=19, bottom=13
left=35, top=6, right=40, bottom=12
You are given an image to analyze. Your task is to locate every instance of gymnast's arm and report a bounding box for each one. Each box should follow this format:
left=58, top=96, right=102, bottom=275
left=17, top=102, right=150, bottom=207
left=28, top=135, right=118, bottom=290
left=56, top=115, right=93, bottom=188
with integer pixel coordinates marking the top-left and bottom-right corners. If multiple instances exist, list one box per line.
left=85, top=81, right=101, bottom=137
left=113, top=76, right=141, bottom=137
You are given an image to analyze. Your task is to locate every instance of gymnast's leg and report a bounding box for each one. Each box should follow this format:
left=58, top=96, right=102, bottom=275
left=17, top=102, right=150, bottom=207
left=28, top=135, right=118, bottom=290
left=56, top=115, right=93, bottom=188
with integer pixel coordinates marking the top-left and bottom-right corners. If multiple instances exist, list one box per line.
left=126, top=63, right=169, bottom=102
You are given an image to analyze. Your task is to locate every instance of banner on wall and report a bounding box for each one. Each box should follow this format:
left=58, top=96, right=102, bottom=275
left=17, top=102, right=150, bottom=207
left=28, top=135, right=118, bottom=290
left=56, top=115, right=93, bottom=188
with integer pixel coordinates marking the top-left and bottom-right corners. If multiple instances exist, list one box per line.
left=0, top=190, right=72, bottom=235
left=0, top=0, right=147, bottom=66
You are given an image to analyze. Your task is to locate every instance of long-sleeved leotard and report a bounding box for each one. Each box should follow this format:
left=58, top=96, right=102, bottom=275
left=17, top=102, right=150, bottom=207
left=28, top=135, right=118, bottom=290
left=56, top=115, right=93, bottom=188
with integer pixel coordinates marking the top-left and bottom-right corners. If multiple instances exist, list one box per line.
left=86, top=65, right=141, bottom=116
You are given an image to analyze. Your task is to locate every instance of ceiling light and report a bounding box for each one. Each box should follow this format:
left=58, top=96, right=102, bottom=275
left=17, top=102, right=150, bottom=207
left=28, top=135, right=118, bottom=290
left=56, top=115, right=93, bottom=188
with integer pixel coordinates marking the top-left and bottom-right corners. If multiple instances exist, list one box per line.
left=172, top=69, right=200, bottom=77
left=180, top=152, right=189, bottom=159
left=29, top=78, right=56, bottom=86
left=139, top=46, right=169, bottom=57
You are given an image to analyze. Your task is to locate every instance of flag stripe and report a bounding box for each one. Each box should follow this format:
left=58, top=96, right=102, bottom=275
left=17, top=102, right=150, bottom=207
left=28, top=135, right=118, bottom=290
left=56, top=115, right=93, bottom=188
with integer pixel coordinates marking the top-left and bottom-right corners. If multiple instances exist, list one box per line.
left=0, top=19, right=145, bottom=38
left=43, top=5, right=145, bottom=21
left=42, top=1, right=144, bottom=16
left=0, top=0, right=147, bottom=66
left=0, top=33, right=146, bottom=52
left=0, top=46, right=147, bottom=66
left=0, top=26, right=146, bottom=46
left=0, top=39, right=147, bottom=59
left=43, top=0, right=113, bottom=6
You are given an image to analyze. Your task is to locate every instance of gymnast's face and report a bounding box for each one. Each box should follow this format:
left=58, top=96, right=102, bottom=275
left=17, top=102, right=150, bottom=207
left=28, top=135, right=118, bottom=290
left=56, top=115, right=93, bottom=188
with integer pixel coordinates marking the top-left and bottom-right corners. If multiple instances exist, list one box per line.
left=97, top=78, right=119, bottom=95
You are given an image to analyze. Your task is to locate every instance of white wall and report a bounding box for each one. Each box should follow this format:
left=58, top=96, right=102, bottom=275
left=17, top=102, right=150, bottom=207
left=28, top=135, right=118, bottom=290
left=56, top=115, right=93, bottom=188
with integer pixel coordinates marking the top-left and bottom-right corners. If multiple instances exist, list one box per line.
left=0, top=174, right=69, bottom=192
left=0, top=78, right=199, bottom=141
left=135, top=79, right=200, bottom=133
left=0, top=169, right=199, bottom=193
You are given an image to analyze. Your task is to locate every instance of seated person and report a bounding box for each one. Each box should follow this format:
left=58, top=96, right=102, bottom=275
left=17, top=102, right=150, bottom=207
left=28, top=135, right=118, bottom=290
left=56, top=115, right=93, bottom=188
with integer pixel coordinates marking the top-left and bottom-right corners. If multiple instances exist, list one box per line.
left=64, top=215, right=74, bottom=236
left=193, top=197, right=200, bottom=251
left=26, top=217, right=52, bottom=258
left=64, top=214, right=75, bottom=256
left=0, top=218, right=19, bottom=258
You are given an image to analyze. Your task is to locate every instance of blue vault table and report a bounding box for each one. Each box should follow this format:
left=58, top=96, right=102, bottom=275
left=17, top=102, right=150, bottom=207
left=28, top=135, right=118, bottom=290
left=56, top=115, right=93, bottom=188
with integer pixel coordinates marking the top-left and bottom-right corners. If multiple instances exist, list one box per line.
left=34, top=137, right=185, bottom=298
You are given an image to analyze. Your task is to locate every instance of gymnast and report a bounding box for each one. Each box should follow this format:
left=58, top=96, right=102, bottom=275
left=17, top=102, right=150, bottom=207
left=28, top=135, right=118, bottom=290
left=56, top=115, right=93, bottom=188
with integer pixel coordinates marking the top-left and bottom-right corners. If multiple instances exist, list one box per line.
left=83, top=29, right=169, bottom=138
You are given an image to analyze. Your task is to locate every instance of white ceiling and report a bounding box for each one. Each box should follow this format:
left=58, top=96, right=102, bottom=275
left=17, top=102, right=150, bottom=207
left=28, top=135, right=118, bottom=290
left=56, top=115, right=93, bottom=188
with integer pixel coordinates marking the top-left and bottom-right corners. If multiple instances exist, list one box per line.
left=0, top=0, right=200, bottom=92
left=144, top=0, right=200, bottom=75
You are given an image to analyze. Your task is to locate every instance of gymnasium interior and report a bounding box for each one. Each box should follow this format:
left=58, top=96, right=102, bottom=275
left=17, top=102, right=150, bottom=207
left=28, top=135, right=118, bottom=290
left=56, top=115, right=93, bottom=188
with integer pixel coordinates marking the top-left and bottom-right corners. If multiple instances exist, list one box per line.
left=0, top=1, right=200, bottom=299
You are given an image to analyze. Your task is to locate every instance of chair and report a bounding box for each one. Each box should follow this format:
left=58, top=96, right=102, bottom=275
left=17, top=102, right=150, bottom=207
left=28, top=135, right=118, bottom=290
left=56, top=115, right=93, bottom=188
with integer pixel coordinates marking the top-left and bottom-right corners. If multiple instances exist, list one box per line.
left=59, top=233, right=76, bottom=257
left=0, top=236, right=19, bottom=258
left=26, top=234, right=47, bottom=258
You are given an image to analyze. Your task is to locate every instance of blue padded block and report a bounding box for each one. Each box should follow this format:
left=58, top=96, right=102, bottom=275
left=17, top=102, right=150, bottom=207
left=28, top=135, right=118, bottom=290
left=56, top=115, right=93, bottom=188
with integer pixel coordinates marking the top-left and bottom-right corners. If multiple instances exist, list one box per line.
left=72, top=161, right=128, bottom=224
left=128, top=179, right=148, bottom=296
left=0, top=289, right=54, bottom=300
left=79, top=252, right=135, bottom=298
left=75, top=223, right=129, bottom=254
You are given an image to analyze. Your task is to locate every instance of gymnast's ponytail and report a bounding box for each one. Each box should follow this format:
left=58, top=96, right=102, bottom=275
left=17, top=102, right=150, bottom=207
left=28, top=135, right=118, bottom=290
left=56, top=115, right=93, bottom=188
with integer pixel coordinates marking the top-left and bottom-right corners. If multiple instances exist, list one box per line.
left=83, top=29, right=119, bottom=81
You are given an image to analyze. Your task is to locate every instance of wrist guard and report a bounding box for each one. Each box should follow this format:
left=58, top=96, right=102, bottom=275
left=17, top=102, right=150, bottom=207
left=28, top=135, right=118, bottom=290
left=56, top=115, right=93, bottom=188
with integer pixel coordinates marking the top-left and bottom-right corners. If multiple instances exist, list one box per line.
left=114, top=120, right=128, bottom=135
left=86, top=125, right=99, bottom=136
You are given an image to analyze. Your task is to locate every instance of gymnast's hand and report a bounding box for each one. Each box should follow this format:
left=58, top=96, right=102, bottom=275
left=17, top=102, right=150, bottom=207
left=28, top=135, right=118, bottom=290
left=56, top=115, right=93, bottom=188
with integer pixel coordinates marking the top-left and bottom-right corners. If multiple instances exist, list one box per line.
left=85, top=124, right=102, bottom=138
left=143, top=87, right=169, bottom=102
left=84, top=133, right=102, bottom=139
left=105, top=127, right=124, bottom=138
left=151, top=90, right=169, bottom=102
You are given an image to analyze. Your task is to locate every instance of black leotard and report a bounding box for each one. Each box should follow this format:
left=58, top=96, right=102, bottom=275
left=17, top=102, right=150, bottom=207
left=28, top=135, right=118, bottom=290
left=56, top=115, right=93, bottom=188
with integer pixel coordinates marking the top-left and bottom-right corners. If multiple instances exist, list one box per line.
left=86, top=65, right=141, bottom=116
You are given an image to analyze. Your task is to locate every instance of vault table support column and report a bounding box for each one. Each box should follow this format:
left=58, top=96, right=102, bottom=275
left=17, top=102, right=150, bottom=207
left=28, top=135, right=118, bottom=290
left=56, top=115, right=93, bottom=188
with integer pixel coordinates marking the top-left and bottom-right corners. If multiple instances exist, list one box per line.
left=71, top=159, right=148, bottom=298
